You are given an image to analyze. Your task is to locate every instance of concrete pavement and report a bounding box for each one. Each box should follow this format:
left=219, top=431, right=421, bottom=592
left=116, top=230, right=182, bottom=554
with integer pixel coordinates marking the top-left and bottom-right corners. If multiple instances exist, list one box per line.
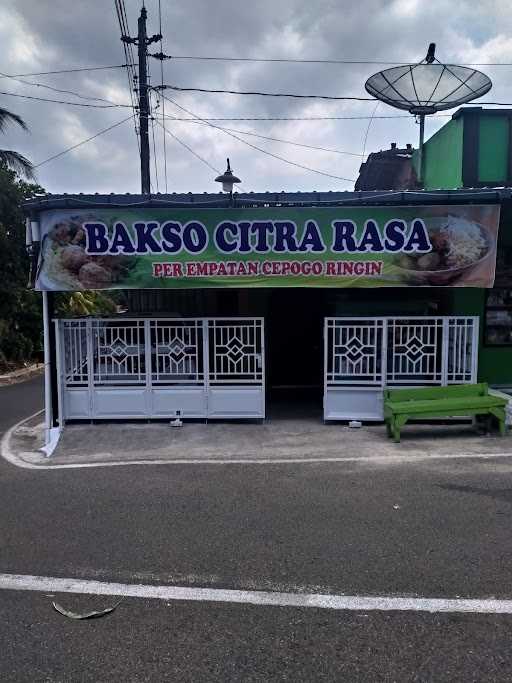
left=5, top=412, right=512, bottom=468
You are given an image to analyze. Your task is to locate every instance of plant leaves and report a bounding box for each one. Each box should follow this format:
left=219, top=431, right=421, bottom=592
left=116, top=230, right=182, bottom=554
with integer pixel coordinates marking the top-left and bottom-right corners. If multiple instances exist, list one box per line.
left=52, top=599, right=123, bottom=620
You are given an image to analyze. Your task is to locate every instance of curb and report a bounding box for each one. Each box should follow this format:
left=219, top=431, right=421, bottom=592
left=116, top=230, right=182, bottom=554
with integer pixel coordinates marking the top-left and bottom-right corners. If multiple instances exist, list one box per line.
left=0, top=364, right=44, bottom=386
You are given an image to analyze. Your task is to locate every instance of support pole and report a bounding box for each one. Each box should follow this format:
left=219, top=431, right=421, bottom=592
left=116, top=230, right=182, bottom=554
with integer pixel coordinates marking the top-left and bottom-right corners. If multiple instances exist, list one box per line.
left=138, top=7, right=151, bottom=195
left=42, top=290, right=52, bottom=446
left=417, top=114, right=425, bottom=184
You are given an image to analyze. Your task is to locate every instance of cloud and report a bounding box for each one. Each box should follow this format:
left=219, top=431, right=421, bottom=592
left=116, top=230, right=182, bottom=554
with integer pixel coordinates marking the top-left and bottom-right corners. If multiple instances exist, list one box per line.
left=0, top=0, right=509, bottom=194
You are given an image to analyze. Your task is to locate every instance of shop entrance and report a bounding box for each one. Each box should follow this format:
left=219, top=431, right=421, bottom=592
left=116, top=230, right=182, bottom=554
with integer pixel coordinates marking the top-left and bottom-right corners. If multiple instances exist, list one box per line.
left=266, top=289, right=324, bottom=416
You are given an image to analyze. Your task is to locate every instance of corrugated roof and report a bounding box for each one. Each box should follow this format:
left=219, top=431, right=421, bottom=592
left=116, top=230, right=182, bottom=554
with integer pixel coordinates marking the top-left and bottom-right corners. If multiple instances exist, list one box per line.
left=23, top=188, right=511, bottom=213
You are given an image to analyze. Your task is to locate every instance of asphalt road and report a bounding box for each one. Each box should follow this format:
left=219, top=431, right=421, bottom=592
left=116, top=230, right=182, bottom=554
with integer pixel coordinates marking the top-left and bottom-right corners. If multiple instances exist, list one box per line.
left=2, top=377, right=512, bottom=681
left=0, top=374, right=44, bottom=435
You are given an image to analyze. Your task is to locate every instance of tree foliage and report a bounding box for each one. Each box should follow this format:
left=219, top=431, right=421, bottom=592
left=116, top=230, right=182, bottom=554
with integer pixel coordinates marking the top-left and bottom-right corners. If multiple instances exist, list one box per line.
left=0, top=106, right=34, bottom=179
left=0, top=165, right=120, bottom=370
left=0, top=103, right=119, bottom=370
left=0, top=165, right=44, bottom=369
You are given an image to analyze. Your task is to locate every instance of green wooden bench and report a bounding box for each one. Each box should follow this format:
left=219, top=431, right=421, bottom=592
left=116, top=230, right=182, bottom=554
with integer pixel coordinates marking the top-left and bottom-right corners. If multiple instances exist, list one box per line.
left=383, top=383, right=508, bottom=443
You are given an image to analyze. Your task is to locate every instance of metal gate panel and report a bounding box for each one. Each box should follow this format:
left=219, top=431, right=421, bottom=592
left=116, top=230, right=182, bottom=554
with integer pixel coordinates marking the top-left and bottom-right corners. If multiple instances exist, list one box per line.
left=149, top=319, right=207, bottom=418
left=324, top=316, right=479, bottom=421
left=56, top=317, right=264, bottom=421
left=206, top=318, right=265, bottom=418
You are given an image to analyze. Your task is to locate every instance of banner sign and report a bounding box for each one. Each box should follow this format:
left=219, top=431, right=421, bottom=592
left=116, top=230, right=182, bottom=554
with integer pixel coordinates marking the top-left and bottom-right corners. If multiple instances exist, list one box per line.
left=35, top=204, right=500, bottom=290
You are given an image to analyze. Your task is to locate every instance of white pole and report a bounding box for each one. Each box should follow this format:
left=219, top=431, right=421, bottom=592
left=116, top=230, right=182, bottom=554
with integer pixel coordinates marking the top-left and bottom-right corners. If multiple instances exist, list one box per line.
left=418, top=114, right=425, bottom=183
left=42, top=290, right=52, bottom=447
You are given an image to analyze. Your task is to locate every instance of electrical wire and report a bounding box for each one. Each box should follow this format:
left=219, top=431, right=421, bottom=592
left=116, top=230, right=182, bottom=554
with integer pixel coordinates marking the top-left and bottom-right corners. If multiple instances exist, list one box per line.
left=34, top=114, right=135, bottom=168
left=147, top=48, right=159, bottom=192
left=0, top=89, right=131, bottom=108
left=157, top=84, right=512, bottom=107
left=115, top=0, right=141, bottom=151
left=152, top=54, right=512, bottom=67
left=158, top=91, right=357, bottom=183
left=0, top=70, right=129, bottom=106
left=361, top=102, right=380, bottom=160
left=155, top=118, right=220, bottom=174
left=155, top=116, right=364, bottom=156
left=158, top=84, right=376, bottom=101
left=158, top=114, right=451, bottom=121
left=150, top=112, right=159, bottom=191
left=157, top=0, right=168, bottom=192
left=0, top=64, right=135, bottom=78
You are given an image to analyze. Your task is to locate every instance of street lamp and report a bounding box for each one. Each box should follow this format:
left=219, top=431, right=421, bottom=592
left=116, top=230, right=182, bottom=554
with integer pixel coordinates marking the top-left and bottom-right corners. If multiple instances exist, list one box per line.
left=215, top=158, right=241, bottom=193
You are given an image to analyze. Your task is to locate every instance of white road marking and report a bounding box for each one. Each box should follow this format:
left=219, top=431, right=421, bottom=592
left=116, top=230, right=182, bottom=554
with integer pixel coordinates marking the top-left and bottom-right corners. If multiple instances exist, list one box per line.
left=1, top=572, right=512, bottom=614
left=2, top=410, right=512, bottom=470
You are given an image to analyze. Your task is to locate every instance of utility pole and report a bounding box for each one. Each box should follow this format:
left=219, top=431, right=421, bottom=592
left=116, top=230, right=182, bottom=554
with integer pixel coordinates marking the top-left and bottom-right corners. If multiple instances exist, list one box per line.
left=122, top=6, right=161, bottom=195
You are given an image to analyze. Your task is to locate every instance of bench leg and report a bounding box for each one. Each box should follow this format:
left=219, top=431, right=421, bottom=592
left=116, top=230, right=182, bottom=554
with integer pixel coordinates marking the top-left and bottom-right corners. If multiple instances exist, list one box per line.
left=393, top=426, right=400, bottom=443
left=385, top=420, right=393, bottom=439
left=393, top=415, right=409, bottom=443
left=490, top=408, right=507, bottom=436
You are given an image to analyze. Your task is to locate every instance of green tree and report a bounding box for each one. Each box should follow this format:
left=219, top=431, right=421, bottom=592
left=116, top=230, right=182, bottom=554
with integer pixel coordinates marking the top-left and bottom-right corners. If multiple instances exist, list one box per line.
left=0, top=107, right=119, bottom=370
left=0, top=107, right=35, bottom=179
left=0, top=164, right=44, bottom=370
left=55, top=290, right=118, bottom=317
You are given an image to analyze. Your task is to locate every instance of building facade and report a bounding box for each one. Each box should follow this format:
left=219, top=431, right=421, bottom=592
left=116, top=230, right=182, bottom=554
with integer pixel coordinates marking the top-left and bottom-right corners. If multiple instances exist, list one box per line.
left=24, top=186, right=509, bottom=438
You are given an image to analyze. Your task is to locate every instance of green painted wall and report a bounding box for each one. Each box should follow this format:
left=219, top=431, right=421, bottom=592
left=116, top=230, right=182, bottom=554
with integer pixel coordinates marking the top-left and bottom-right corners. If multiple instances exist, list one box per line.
left=448, top=223, right=512, bottom=387
left=414, top=118, right=464, bottom=190
left=478, top=115, right=509, bottom=182
left=419, top=112, right=512, bottom=387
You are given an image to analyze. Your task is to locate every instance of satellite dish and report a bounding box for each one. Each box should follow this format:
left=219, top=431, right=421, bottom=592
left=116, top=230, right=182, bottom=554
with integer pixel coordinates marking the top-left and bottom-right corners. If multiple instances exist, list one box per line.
left=365, top=43, right=492, bottom=115
left=364, top=44, right=492, bottom=181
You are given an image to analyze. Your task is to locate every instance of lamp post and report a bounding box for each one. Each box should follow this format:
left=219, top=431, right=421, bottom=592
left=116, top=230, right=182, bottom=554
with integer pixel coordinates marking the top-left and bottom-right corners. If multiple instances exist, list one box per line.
left=215, top=159, right=241, bottom=204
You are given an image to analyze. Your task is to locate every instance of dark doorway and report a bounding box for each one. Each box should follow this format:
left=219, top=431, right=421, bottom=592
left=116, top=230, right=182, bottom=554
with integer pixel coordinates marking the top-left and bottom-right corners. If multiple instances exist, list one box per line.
left=266, top=289, right=324, bottom=416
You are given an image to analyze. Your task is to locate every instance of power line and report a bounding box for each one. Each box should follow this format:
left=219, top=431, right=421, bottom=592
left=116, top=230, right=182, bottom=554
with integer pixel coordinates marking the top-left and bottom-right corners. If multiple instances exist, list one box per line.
left=147, top=43, right=159, bottom=192
left=34, top=114, right=134, bottom=168
left=155, top=118, right=220, bottom=174
left=157, top=84, right=512, bottom=107
left=157, top=0, right=168, bottom=192
left=150, top=116, right=159, bottom=191
left=157, top=84, right=375, bottom=101
left=158, top=91, right=356, bottom=183
left=361, top=102, right=380, bottom=160
left=0, top=89, right=131, bottom=108
left=151, top=53, right=512, bottom=67
left=115, top=0, right=141, bottom=151
left=155, top=85, right=512, bottom=107
left=0, top=70, right=129, bottom=106
left=157, top=116, right=364, bottom=156
left=0, top=64, right=135, bottom=78
left=158, top=114, right=451, bottom=121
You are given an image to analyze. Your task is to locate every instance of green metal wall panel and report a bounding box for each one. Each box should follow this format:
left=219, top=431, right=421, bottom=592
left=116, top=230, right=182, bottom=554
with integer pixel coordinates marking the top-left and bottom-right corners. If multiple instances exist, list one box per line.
left=417, top=111, right=512, bottom=387
left=418, top=118, right=464, bottom=190
left=449, top=288, right=512, bottom=386
left=478, top=116, right=509, bottom=183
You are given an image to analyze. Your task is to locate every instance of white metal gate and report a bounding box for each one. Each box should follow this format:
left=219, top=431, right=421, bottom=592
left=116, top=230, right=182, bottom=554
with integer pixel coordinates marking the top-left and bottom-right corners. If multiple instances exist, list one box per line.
left=56, top=317, right=265, bottom=421
left=324, top=316, right=479, bottom=421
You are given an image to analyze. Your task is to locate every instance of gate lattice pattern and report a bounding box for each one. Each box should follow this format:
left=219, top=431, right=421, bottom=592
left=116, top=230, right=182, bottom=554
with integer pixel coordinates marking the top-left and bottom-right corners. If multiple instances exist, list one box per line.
left=324, top=316, right=479, bottom=421
left=57, top=317, right=264, bottom=420
left=325, top=317, right=478, bottom=387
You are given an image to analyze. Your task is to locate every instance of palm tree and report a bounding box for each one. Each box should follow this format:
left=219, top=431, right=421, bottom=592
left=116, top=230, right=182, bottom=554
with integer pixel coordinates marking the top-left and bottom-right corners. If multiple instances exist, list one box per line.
left=0, top=106, right=34, bottom=179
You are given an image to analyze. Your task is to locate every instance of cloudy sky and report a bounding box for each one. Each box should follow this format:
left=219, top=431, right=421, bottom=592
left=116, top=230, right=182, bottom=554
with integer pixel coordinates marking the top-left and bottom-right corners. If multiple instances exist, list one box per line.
left=1, top=0, right=511, bottom=195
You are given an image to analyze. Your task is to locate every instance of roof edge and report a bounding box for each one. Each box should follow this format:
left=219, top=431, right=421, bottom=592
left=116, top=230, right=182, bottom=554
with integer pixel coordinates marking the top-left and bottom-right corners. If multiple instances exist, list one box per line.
left=23, top=189, right=511, bottom=213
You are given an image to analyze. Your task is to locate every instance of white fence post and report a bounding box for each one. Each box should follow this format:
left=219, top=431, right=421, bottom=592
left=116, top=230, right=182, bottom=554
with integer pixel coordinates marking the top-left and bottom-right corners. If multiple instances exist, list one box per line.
left=441, top=318, right=450, bottom=386
left=86, top=319, right=94, bottom=418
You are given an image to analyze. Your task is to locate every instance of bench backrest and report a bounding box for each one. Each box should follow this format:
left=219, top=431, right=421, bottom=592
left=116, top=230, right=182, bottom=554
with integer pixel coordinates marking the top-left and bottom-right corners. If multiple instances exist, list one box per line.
left=384, top=383, right=488, bottom=403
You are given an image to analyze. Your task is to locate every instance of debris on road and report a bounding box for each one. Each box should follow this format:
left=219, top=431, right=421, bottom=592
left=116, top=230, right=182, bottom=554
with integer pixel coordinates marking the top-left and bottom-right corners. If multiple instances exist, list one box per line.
left=52, top=599, right=123, bottom=620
